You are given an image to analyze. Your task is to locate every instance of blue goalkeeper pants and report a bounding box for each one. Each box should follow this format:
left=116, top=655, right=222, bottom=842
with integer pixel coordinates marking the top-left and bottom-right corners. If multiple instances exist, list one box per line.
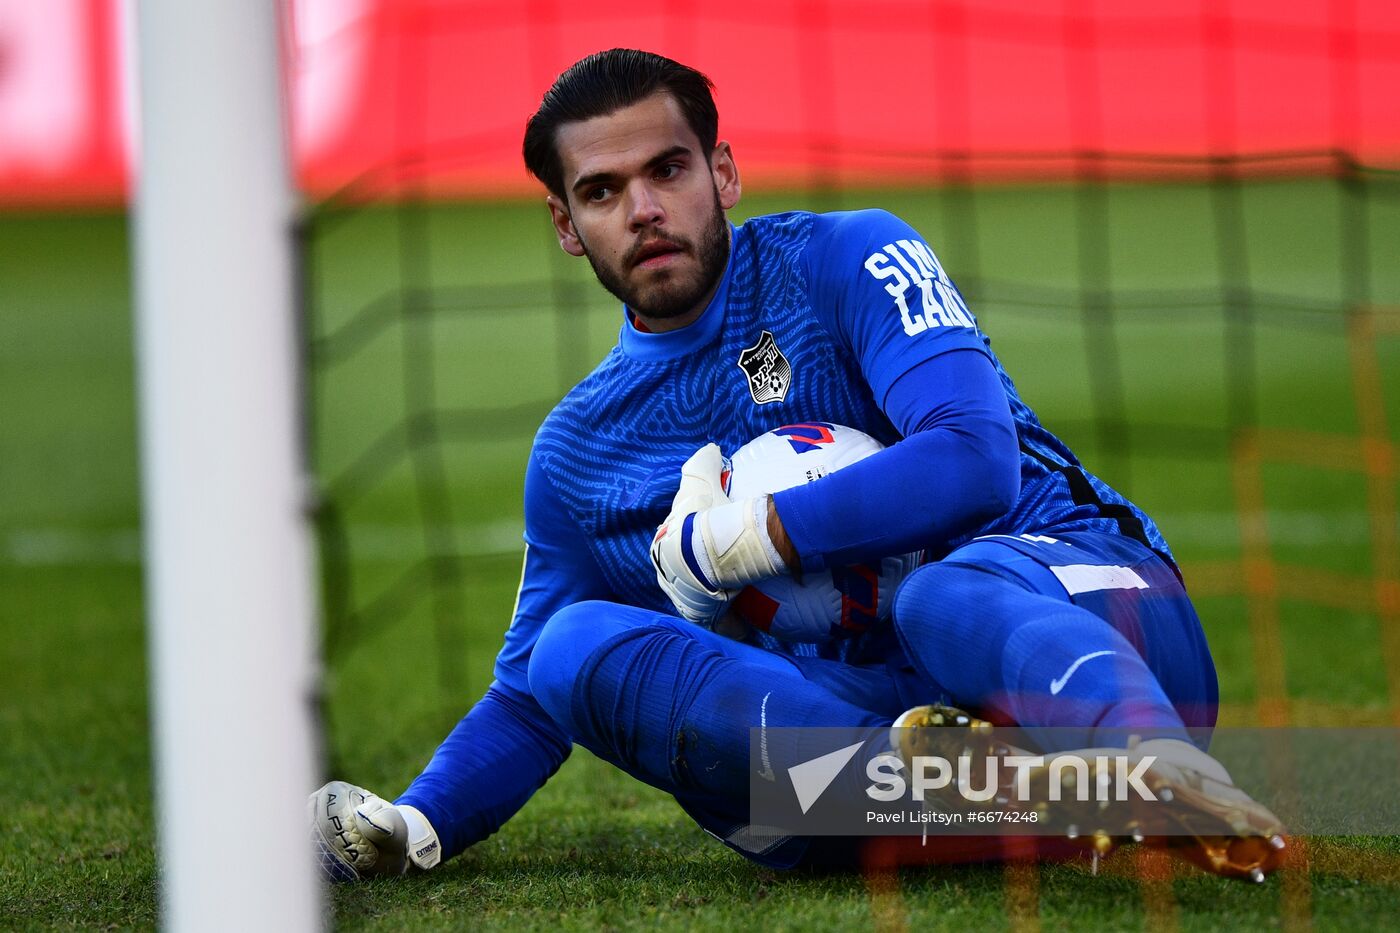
left=525, top=530, right=1217, bottom=868
left=892, top=531, right=1218, bottom=750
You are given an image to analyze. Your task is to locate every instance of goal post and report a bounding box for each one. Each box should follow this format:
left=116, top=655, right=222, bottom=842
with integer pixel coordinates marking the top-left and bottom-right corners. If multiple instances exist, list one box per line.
left=131, top=1, right=321, bottom=929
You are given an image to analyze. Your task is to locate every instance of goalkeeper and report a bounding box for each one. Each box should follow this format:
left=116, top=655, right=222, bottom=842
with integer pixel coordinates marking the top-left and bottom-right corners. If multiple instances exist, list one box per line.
left=313, top=48, right=1283, bottom=883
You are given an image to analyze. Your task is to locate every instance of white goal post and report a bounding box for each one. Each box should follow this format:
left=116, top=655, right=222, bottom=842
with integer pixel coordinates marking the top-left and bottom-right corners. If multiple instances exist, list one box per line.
left=131, top=1, right=321, bottom=929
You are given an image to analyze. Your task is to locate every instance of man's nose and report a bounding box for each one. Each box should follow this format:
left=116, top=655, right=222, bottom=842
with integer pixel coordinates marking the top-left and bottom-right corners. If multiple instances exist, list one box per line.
left=626, top=182, right=665, bottom=230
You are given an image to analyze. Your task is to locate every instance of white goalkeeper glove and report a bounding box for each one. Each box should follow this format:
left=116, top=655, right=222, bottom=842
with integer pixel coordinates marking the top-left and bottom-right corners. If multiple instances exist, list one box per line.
left=649, top=443, right=788, bottom=625
left=309, top=781, right=441, bottom=882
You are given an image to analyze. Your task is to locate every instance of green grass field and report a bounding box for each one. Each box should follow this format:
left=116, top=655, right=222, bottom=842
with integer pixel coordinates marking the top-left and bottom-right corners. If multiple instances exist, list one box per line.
left=4, top=176, right=1400, bottom=928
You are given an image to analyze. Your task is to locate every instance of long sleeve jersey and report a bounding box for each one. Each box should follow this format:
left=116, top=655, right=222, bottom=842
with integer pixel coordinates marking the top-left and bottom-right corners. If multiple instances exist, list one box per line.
left=398, top=208, right=1173, bottom=859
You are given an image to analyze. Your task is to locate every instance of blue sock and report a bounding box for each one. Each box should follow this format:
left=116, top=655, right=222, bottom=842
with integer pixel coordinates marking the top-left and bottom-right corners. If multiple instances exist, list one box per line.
left=892, top=563, right=1189, bottom=750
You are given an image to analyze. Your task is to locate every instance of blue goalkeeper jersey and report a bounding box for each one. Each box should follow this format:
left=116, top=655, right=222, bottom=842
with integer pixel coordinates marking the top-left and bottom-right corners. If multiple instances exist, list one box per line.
left=493, top=207, right=1172, bottom=693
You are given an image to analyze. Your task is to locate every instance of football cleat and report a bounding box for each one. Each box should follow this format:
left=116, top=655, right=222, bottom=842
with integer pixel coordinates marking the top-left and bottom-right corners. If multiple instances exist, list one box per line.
left=888, top=704, right=1019, bottom=817
left=889, top=705, right=1287, bottom=882
left=890, top=704, right=1000, bottom=769
left=1025, top=739, right=1288, bottom=882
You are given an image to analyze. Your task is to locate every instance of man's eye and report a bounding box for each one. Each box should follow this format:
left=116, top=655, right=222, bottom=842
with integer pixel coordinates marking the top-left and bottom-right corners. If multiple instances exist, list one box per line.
left=587, top=187, right=612, bottom=202
left=656, top=163, right=681, bottom=180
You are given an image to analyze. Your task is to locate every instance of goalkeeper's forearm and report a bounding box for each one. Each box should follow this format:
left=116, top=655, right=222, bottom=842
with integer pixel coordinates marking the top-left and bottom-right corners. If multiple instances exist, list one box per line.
left=773, top=350, right=1019, bottom=573
left=394, top=679, right=573, bottom=862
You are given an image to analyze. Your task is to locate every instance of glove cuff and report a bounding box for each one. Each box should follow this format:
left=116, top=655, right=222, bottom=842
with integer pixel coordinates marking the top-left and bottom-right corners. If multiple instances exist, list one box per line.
left=398, top=804, right=442, bottom=870
left=698, top=496, right=787, bottom=586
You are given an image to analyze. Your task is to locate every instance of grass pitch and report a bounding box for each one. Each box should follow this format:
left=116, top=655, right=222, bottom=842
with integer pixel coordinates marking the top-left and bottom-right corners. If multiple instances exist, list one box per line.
left=3, top=177, right=1400, bottom=928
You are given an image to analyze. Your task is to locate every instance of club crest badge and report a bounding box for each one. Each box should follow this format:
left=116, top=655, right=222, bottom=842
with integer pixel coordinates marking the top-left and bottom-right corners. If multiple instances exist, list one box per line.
left=737, top=330, right=792, bottom=405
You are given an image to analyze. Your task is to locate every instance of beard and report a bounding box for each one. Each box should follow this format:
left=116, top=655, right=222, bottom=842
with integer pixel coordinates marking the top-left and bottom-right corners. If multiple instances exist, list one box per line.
left=580, top=187, right=730, bottom=320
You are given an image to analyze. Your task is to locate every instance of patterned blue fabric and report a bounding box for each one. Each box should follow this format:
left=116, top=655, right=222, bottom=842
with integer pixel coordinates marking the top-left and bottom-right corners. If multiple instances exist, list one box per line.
left=499, top=208, right=1172, bottom=683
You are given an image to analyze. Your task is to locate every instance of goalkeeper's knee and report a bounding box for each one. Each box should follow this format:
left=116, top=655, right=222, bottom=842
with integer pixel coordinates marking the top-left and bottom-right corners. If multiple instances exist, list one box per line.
left=309, top=780, right=441, bottom=882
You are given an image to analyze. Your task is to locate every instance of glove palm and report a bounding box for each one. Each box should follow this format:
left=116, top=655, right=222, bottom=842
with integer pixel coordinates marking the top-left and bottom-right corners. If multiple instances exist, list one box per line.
left=310, top=781, right=440, bottom=882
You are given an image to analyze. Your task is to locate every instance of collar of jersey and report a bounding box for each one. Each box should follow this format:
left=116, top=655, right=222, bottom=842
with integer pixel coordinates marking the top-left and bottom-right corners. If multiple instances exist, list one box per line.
left=618, top=224, right=737, bottom=362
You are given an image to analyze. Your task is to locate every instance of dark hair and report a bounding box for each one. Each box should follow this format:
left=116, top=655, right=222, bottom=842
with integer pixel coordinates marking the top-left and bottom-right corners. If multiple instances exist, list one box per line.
left=523, top=49, right=718, bottom=200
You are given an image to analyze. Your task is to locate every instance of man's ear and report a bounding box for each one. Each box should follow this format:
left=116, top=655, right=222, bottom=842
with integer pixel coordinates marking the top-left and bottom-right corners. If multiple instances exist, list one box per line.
left=711, top=141, right=742, bottom=211
left=546, top=195, right=586, bottom=257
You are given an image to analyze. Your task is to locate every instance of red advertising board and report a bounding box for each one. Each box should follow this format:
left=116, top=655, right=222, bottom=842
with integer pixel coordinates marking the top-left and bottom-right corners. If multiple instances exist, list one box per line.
left=3, top=0, right=1398, bottom=205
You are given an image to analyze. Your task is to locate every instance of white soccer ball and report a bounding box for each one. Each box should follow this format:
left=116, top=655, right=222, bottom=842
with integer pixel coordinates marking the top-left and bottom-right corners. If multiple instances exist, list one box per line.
left=721, top=423, right=921, bottom=643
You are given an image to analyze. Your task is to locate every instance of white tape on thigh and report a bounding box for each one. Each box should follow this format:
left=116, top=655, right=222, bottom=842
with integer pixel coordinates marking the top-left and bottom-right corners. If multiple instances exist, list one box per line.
left=1049, top=563, right=1149, bottom=595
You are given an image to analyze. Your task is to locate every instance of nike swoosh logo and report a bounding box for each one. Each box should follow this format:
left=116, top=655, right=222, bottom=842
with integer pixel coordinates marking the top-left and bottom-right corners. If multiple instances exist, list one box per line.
left=1049, top=650, right=1117, bottom=695
left=619, top=466, right=666, bottom=508
left=757, top=691, right=776, bottom=782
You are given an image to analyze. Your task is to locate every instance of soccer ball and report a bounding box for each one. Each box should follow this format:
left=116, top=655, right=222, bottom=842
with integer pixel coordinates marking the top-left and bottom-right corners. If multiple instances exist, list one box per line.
left=721, top=423, right=921, bottom=642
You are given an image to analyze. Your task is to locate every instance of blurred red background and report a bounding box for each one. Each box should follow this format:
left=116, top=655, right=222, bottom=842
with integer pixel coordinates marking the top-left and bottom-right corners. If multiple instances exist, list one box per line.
left=2, top=0, right=1398, bottom=205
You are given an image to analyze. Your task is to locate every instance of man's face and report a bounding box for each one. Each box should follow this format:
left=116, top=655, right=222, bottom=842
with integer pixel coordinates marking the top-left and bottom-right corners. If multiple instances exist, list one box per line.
left=546, top=92, right=741, bottom=328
